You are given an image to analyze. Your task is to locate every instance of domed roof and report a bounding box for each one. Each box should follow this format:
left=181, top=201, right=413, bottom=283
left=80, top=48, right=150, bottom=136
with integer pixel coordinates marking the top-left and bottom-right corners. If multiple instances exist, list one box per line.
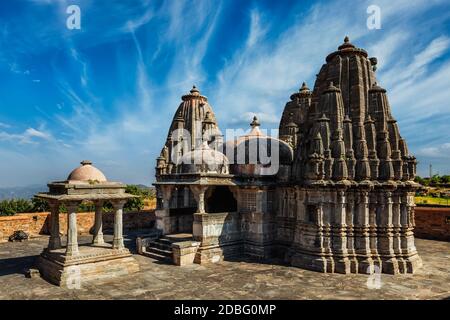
left=230, top=116, right=294, bottom=166
left=178, top=142, right=229, bottom=174
left=67, top=160, right=107, bottom=183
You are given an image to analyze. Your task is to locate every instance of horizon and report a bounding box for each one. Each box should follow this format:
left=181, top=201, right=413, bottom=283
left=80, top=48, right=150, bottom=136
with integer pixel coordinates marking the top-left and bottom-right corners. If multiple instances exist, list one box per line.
left=1, top=0, right=450, bottom=188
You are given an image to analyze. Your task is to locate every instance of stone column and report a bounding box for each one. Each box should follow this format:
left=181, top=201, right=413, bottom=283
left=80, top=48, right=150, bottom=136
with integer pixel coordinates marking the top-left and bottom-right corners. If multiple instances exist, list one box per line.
left=378, top=191, right=399, bottom=274
left=155, top=185, right=173, bottom=234
left=183, top=187, right=190, bottom=207
left=48, top=202, right=62, bottom=250
left=92, top=201, right=104, bottom=245
left=190, top=185, right=208, bottom=214
left=112, top=200, right=127, bottom=250
left=332, top=190, right=351, bottom=273
left=355, top=190, right=374, bottom=273
left=65, top=202, right=80, bottom=256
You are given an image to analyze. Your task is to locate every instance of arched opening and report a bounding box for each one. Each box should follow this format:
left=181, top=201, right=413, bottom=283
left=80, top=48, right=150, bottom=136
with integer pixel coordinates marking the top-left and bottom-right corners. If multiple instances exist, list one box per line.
left=206, top=186, right=237, bottom=213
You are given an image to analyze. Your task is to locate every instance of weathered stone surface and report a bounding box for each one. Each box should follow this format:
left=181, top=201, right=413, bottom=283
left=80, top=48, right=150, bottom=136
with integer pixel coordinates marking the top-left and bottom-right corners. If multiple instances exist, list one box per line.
left=172, top=241, right=200, bottom=266
left=0, top=235, right=448, bottom=300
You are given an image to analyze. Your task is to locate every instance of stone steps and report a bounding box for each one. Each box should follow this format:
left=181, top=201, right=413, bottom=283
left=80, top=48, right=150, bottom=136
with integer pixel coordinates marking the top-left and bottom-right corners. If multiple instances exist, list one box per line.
left=146, top=246, right=172, bottom=257
left=142, top=234, right=194, bottom=263
left=142, top=250, right=172, bottom=262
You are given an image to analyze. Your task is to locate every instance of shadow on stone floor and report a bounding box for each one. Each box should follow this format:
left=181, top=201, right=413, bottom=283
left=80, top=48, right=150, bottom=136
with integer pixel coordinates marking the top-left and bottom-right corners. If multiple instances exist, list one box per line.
left=223, top=254, right=290, bottom=267
left=0, top=254, right=39, bottom=276
left=0, top=229, right=151, bottom=278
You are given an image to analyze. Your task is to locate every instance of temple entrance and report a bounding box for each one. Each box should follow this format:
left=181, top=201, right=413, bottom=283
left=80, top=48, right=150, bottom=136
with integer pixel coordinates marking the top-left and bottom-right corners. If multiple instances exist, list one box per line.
left=169, top=207, right=195, bottom=233
left=206, top=186, right=237, bottom=213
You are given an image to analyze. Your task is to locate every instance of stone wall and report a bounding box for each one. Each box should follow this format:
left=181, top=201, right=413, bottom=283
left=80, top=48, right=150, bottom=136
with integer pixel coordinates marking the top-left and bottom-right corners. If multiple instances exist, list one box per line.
left=414, top=206, right=450, bottom=241
left=0, top=210, right=156, bottom=242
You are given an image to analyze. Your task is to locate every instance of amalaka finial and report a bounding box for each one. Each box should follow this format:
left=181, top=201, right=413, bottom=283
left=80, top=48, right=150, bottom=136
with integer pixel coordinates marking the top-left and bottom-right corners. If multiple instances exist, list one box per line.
left=250, top=116, right=260, bottom=128
left=190, top=85, right=200, bottom=94
left=300, top=82, right=309, bottom=92
left=338, top=36, right=355, bottom=50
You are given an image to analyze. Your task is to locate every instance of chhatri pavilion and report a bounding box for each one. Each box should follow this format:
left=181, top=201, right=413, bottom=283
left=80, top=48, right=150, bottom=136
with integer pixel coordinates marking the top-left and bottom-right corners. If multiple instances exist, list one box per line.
left=35, top=160, right=139, bottom=287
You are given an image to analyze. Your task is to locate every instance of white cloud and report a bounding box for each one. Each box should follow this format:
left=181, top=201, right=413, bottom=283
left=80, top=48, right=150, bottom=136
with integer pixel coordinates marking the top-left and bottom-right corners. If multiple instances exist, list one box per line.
left=416, top=143, right=450, bottom=158
left=246, top=9, right=268, bottom=49
left=0, top=127, right=52, bottom=144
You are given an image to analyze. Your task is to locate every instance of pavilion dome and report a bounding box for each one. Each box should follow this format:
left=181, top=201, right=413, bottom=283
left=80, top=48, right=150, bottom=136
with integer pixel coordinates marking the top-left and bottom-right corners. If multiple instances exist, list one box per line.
left=178, top=141, right=229, bottom=174
left=230, top=117, right=294, bottom=170
left=67, top=160, right=107, bottom=183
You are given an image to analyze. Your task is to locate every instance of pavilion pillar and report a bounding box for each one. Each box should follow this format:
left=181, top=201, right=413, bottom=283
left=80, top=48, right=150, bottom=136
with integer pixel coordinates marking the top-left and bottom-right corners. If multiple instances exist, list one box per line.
left=65, top=202, right=79, bottom=256
left=112, top=201, right=126, bottom=250
left=190, top=185, right=208, bottom=214
left=48, top=202, right=62, bottom=250
left=155, top=185, right=174, bottom=234
left=92, top=201, right=105, bottom=245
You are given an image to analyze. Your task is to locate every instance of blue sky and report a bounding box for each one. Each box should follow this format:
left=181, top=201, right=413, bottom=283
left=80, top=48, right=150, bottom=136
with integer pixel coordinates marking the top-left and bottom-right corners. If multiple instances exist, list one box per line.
left=0, top=0, right=449, bottom=187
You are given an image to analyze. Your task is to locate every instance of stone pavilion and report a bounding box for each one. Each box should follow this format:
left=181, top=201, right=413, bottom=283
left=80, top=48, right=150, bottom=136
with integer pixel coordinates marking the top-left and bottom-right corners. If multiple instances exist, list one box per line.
left=35, top=160, right=139, bottom=287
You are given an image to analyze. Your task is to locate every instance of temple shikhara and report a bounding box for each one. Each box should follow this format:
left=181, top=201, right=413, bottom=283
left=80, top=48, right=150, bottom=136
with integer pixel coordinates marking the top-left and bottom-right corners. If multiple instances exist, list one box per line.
left=150, top=37, right=423, bottom=274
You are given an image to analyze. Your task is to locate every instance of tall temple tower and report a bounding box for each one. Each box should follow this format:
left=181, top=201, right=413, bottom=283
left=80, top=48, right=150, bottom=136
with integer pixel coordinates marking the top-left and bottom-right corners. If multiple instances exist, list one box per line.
left=155, top=86, right=222, bottom=177
left=280, top=37, right=422, bottom=274
left=151, top=37, right=422, bottom=275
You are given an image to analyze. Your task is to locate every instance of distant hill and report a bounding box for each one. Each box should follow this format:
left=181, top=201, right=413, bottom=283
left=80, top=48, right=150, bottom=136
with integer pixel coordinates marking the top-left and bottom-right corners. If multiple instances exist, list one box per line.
left=0, top=185, right=47, bottom=200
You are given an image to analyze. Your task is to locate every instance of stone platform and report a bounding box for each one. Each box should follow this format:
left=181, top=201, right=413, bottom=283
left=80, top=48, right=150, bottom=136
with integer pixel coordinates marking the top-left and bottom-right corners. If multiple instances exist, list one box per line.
left=38, top=244, right=139, bottom=287
left=0, top=233, right=449, bottom=299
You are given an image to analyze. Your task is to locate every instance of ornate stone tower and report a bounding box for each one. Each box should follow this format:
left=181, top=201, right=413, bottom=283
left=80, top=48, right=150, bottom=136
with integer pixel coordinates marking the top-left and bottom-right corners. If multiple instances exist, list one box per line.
left=155, top=86, right=222, bottom=177
left=281, top=37, right=422, bottom=274
left=279, top=82, right=311, bottom=150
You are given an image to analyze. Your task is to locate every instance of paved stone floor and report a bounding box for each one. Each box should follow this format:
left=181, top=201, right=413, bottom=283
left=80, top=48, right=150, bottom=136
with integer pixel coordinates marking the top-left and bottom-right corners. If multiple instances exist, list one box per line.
left=0, top=232, right=449, bottom=300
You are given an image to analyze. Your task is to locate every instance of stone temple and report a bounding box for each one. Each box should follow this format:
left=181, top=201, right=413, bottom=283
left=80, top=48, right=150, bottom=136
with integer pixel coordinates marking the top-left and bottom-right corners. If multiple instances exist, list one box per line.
left=149, top=37, right=422, bottom=274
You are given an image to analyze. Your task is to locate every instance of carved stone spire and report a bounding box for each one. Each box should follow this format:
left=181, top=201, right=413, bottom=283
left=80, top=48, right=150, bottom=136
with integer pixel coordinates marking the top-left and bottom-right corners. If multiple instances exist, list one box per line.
left=331, top=129, right=348, bottom=181
left=156, top=86, right=221, bottom=176
left=354, top=122, right=371, bottom=181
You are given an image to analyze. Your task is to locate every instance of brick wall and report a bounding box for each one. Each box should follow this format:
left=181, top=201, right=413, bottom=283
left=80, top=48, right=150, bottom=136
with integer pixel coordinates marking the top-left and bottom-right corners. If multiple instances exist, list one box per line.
left=414, top=206, right=450, bottom=241
left=0, top=210, right=156, bottom=242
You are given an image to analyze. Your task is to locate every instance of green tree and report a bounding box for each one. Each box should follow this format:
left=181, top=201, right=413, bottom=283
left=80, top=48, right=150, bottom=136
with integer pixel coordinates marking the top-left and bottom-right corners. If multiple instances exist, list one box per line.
left=0, top=199, right=34, bottom=216
left=32, top=198, right=50, bottom=212
left=123, top=185, right=145, bottom=212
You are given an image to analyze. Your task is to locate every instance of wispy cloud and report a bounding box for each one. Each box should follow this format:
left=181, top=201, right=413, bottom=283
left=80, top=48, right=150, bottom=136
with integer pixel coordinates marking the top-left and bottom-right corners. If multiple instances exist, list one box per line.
left=0, top=127, right=52, bottom=144
left=0, top=0, right=449, bottom=186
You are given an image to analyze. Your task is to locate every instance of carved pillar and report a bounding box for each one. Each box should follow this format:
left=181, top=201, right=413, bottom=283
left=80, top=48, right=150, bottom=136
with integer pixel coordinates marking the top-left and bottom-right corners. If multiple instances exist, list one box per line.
left=183, top=187, right=190, bottom=207
left=65, top=202, right=79, bottom=256
left=355, top=190, right=374, bottom=272
left=47, top=202, right=62, bottom=250
left=368, top=192, right=381, bottom=266
left=112, top=200, right=127, bottom=250
left=92, top=201, right=105, bottom=245
left=332, top=189, right=351, bottom=273
left=190, top=185, right=208, bottom=214
left=346, top=191, right=357, bottom=271
left=391, top=193, right=403, bottom=256
left=378, top=191, right=399, bottom=273
left=156, top=185, right=174, bottom=234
